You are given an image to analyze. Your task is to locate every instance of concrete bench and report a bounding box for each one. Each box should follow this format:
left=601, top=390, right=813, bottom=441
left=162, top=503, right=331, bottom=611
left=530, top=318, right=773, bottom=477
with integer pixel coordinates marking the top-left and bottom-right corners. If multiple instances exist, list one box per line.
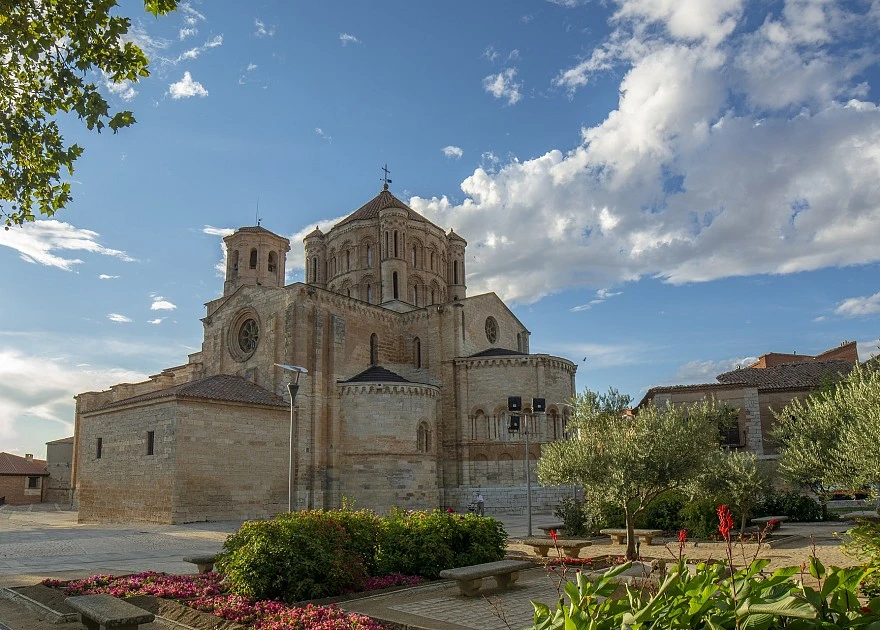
left=537, top=523, right=565, bottom=536
left=751, top=516, right=788, bottom=529
left=520, top=537, right=592, bottom=558
left=599, top=528, right=664, bottom=545
left=183, top=553, right=219, bottom=573
left=439, top=559, right=534, bottom=596
left=66, top=594, right=155, bottom=630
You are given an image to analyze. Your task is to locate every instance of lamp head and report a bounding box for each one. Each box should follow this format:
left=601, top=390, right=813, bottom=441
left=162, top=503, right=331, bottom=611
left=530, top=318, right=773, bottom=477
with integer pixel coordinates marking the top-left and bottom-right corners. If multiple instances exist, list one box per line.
left=274, top=363, right=308, bottom=384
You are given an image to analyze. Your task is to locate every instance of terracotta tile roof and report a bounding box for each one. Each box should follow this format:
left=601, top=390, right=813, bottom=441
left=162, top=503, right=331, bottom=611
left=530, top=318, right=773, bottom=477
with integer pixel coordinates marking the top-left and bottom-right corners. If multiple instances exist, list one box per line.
left=341, top=365, right=411, bottom=383
left=96, top=374, right=287, bottom=411
left=334, top=189, right=441, bottom=230
left=715, top=360, right=854, bottom=390
left=0, top=452, right=48, bottom=475
left=236, top=225, right=274, bottom=234
left=469, top=348, right=527, bottom=358
left=46, top=436, right=74, bottom=445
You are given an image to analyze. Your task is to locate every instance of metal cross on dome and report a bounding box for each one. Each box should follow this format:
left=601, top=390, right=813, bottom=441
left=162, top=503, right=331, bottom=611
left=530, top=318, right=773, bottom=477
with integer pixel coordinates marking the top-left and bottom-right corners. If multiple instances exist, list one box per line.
left=380, top=163, right=392, bottom=190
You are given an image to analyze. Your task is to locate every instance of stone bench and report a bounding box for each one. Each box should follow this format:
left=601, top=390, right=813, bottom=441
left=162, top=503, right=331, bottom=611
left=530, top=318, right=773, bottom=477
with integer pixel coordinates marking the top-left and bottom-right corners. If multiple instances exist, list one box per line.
left=751, top=516, right=788, bottom=529
left=183, top=553, right=219, bottom=573
left=66, top=594, right=155, bottom=630
left=439, top=559, right=535, bottom=596
left=537, top=523, right=565, bottom=536
left=520, top=537, right=592, bottom=558
left=844, top=510, right=880, bottom=522
left=599, top=528, right=664, bottom=545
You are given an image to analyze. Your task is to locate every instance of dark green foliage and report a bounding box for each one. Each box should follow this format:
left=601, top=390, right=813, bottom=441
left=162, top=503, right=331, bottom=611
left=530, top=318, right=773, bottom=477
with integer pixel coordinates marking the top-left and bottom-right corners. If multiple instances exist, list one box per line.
left=375, top=508, right=506, bottom=579
left=636, top=491, right=687, bottom=531
left=554, top=497, right=591, bottom=536
left=215, top=511, right=369, bottom=603
left=844, top=521, right=880, bottom=598
left=678, top=497, right=720, bottom=538
left=755, top=491, right=823, bottom=522
left=330, top=502, right=382, bottom=575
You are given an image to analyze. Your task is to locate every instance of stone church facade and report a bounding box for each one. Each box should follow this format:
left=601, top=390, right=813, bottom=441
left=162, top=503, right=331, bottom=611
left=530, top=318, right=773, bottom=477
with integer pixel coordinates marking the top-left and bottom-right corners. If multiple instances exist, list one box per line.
left=72, top=186, right=577, bottom=523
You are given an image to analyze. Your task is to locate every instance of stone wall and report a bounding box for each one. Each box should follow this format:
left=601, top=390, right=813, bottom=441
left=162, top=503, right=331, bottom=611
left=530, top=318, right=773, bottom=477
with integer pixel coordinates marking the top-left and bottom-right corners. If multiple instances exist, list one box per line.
left=443, top=485, right=576, bottom=515
left=45, top=439, right=73, bottom=504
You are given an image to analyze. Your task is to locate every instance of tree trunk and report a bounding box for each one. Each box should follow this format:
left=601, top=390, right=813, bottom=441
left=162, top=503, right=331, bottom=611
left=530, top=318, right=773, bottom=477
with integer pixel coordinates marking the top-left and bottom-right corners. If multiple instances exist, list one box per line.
left=625, top=508, right=638, bottom=561
left=740, top=510, right=748, bottom=537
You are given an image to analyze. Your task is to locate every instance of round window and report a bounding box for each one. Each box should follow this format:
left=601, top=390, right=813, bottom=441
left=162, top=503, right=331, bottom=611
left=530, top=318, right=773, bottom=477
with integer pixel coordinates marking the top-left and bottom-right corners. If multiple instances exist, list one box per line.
left=485, top=316, right=498, bottom=344
left=237, top=318, right=259, bottom=355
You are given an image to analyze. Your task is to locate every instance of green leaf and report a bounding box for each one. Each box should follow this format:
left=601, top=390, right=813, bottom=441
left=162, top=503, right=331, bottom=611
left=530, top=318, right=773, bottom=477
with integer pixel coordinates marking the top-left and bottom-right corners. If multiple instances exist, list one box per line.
left=808, top=556, right=825, bottom=580
left=746, top=596, right=817, bottom=620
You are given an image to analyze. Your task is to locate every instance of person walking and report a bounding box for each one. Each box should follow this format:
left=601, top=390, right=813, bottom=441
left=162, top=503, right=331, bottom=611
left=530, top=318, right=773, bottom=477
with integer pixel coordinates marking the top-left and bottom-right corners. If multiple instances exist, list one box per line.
left=475, top=493, right=485, bottom=516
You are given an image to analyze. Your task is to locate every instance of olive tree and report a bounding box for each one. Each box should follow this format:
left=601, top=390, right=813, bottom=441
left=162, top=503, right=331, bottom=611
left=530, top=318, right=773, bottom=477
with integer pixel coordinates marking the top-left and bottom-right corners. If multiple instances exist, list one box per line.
left=774, top=363, right=880, bottom=496
left=537, top=388, right=722, bottom=560
left=690, top=450, right=768, bottom=535
left=0, top=0, right=177, bottom=227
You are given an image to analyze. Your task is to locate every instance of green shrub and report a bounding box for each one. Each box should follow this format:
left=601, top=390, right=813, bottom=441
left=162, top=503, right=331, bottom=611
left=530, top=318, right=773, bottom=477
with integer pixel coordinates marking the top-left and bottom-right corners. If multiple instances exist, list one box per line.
left=329, top=501, right=382, bottom=575
left=375, top=508, right=506, bottom=579
left=755, top=491, right=823, bottom=522
left=678, top=497, right=718, bottom=538
left=554, top=497, right=591, bottom=537
left=843, top=521, right=880, bottom=599
left=215, top=511, right=367, bottom=603
left=638, top=490, right=687, bottom=531
left=588, top=502, right=625, bottom=532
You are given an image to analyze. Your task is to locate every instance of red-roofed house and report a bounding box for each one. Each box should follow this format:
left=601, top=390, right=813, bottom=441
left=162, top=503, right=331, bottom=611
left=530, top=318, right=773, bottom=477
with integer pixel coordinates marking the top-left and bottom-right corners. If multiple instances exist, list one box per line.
left=0, top=452, right=48, bottom=505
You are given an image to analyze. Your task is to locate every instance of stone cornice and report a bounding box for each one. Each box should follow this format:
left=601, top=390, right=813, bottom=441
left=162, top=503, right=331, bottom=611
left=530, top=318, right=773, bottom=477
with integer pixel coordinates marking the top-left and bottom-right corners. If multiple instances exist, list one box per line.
left=338, top=383, right=440, bottom=397
left=454, top=354, right=577, bottom=373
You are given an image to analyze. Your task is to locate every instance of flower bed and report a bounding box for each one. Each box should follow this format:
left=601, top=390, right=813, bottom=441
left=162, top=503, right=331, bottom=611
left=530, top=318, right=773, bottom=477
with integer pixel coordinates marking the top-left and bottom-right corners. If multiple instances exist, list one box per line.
left=42, top=570, right=419, bottom=629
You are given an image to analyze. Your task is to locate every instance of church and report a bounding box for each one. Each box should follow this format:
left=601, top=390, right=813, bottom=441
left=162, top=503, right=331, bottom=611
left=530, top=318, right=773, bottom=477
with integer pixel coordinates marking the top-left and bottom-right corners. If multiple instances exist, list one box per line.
left=71, top=185, right=577, bottom=523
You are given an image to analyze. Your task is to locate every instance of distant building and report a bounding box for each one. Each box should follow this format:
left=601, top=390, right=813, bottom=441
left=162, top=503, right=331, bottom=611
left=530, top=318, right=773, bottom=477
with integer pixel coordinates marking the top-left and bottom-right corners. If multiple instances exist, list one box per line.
left=0, top=452, right=48, bottom=505
left=639, top=341, right=859, bottom=456
left=72, top=185, right=577, bottom=523
left=44, top=436, right=74, bottom=504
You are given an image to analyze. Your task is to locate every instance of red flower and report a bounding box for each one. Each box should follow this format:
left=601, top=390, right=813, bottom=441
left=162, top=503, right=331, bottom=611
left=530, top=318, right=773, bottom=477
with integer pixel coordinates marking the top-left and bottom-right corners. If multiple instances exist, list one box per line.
left=446, top=507, right=454, bottom=513
left=549, top=529, right=558, bottom=542
left=717, top=504, right=734, bottom=540
left=677, top=529, right=687, bottom=543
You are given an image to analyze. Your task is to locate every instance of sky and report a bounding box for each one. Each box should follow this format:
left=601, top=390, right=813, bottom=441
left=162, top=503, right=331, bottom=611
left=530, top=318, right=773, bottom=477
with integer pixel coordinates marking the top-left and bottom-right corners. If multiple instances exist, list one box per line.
left=1, top=0, right=879, bottom=459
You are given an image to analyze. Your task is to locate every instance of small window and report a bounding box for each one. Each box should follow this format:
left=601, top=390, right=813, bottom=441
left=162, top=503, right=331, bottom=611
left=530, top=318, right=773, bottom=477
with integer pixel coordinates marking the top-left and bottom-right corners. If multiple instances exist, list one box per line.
left=231, top=250, right=239, bottom=274
left=310, top=257, right=317, bottom=282
left=249, top=248, right=258, bottom=269
left=414, top=337, right=421, bottom=368
left=268, top=251, right=277, bottom=273
left=27, top=476, right=39, bottom=489
left=392, top=272, right=399, bottom=299
left=412, top=246, right=417, bottom=267
left=96, top=437, right=103, bottom=459
left=393, top=231, right=399, bottom=258
left=346, top=250, right=350, bottom=271
left=417, top=422, right=431, bottom=453
left=453, top=260, right=459, bottom=284
left=370, top=333, right=378, bottom=365
left=412, top=286, right=418, bottom=305
left=366, top=245, right=372, bottom=267
left=146, top=430, right=155, bottom=456
left=430, top=251, right=435, bottom=270
left=366, top=284, right=372, bottom=303
left=384, top=232, right=389, bottom=257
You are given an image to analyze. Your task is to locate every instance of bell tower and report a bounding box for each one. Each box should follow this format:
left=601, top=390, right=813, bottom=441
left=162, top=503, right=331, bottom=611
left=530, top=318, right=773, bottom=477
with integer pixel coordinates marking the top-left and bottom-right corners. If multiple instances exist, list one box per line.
left=223, top=226, right=290, bottom=296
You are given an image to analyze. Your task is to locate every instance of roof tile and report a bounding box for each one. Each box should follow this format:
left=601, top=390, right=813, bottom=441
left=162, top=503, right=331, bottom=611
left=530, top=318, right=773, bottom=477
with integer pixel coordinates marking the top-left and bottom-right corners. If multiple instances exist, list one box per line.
left=97, top=374, right=287, bottom=411
left=0, top=452, right=48, bottom=475
left=715, top=360, right=854, bottom=389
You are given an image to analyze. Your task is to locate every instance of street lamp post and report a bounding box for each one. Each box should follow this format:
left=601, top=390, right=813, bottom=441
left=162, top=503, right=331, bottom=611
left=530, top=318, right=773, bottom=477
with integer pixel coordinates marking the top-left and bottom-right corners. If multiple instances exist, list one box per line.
left=275, top=363, right=307, bottom=513
left=508, top=396, right=545, bottom=538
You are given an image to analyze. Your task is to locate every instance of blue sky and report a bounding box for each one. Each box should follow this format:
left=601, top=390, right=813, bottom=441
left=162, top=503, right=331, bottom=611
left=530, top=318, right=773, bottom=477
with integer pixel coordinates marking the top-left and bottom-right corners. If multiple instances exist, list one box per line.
left=2, top=0, right=879, bottom=458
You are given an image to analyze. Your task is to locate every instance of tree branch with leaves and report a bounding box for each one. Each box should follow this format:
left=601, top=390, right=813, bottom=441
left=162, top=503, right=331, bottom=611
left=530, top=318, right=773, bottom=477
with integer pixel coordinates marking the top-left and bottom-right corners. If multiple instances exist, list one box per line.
left=0, top=0, right=177, bottom=227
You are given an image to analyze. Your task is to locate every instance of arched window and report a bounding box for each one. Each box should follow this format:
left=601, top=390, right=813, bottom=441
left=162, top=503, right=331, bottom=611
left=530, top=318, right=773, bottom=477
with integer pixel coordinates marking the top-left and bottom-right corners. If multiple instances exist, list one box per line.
left=392, top=271, right=399, bottom=299
left=412, top=286, right=418, bottom=306
left=231, top=250, right=239, bottom=275
left=413, top=337, right=421, bottom=368
left=366, top=245, right=372, bottom=267
left=346, top=287, right=351, bottom=297
left=384, top=232, right=389, bottom=257
left=548, top=409, right=560, bottom=440
left=430, top=288, right=435, bottom=304
left=430, top=251, right=435, bottom=270
left=453, top=260, right=459, bottom=284
left=249, top=248, right=258, bottom=269
left=346, top=250, right=350, bottom=271
left=393, top=231, right=399, bottom=257
left=366, top=284, right=372, bottom=303
left=267, top=251, right=277, bottom=273
left=412, top=246, right=417, bottom=267
left=310, top=257, right=317, bottom=282
left=417, top=421, right=431, bottom=453
left=370, top=333, right=378, bottom=365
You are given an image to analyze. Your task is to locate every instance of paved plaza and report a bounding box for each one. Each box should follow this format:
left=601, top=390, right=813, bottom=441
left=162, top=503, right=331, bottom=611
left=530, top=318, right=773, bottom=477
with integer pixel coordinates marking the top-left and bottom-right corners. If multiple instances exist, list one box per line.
left=0, top=503, right=869, bottom=630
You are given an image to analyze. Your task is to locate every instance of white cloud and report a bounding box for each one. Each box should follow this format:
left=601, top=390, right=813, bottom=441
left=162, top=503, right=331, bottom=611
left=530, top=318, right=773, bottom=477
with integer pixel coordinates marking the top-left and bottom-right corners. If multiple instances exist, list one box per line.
left=98, top=274, right=119, bottom=280
left=392, top=1, right=880, bottom=304
left=570, top=287, right=623, bottom=311
left=203, top=225, right=235, bottom=276
left=482, top=68, right=522, bottom=105
left=0, top=347, right=148, bottom=450
left=254, top=18, right=275, bottom=38
left=147, top=318, right=165, bottom=325
left=102, top=70, right=138, bottom=101
left=546, top=0, right=585, bottom=7
left=180, top=2, right=206, bottom=26
left=179, top=27, right=198, bottom=40
left=107, top=313, right=133, bottom=323
left=315, top=127, right=332, bottom=143
left=150, top=295, right=177, bottom=311
left=247, top=62, right=257, bottom=71
left=835, top=292, right=880, bottom=317
left=483, top=46, right=499, bottom=63
left=339, top=33, right=361, bottom=46
left=671, top=356, right=759, bottom=384
left=123, top=25, right=169, bottom=59
left=442, top=146, right=464, bottom=159
left=202, top=225, right=234, bottom=237
left=0, top=220, right=135, bottom=271
left=168, top=72, right=208, bottom=99
left=177, top=35, right=223, bottom=62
